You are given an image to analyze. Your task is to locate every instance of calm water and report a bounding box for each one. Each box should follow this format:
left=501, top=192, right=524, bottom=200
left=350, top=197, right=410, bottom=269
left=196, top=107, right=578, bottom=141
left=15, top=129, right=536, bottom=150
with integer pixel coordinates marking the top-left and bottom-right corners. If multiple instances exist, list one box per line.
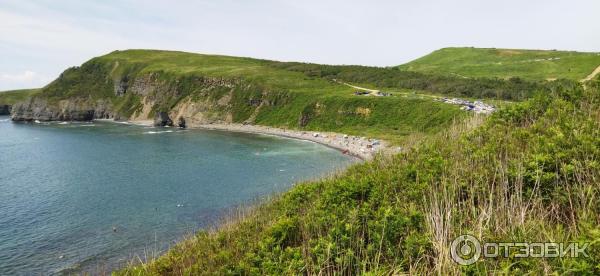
left=0, top=116, right=355, bottom=275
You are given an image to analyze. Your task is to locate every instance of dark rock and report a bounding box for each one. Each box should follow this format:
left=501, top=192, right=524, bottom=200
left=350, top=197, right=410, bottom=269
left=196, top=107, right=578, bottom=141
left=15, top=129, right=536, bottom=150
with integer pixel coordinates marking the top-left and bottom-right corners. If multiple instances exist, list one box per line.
left=115, top=76, right=129, bottom=96
left=248, top=98, right=261, bottom=106
left=177, top=116, right=186, bottom=128
left=154, top=112, right=173, bottom=127
left=57, top=110, right=95, bottom=121
left=10, top=97, right=113, bottom=122
left=298, top=112, right=311, bottom=127
left=0, top=105, right=11, bottom=115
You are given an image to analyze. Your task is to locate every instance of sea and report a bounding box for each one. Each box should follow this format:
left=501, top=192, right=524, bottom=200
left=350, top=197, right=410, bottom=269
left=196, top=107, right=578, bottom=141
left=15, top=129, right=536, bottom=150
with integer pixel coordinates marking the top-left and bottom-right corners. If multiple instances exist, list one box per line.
left=0, top=116, right=355, bottom=274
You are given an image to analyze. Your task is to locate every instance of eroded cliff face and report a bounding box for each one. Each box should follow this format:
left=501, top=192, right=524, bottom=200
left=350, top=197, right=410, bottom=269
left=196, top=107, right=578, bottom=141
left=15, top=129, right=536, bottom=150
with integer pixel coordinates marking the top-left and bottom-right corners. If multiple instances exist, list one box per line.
left=10, top=68, right=286, bottom=127
left=0, top=105, right=10, bottom=115
left=11, top=98, right=114, bottom=121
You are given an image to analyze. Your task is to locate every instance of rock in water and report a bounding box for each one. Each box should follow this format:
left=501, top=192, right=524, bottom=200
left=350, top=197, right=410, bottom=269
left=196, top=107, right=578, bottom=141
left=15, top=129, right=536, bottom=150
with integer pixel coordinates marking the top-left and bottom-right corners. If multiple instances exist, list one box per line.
left=154, top=112, right=173, bottom=127
left=177, top=116, right=186, bottom=128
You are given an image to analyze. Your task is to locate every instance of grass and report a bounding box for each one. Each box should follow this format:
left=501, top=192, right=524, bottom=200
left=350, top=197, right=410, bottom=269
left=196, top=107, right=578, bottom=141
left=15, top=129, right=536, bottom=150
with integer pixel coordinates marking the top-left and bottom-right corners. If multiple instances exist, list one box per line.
left=27, top=49, right=466, bottom=144
left=98, top=50, right=353, bottom=96
left=6, top=49, right=599, bottom=274
left=0, top=88, right=41, bottom=105
left=398, top=47, right=600, bottom=80
left=117, top=81, right=600, bottom=275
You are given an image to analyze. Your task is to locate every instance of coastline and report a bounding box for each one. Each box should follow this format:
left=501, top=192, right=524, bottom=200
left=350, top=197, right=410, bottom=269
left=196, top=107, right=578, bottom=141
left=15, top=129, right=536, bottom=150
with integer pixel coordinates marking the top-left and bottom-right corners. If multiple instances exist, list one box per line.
left=193, top=123, right=389, bottom=160
left=97, top=119, right=390, bottom=160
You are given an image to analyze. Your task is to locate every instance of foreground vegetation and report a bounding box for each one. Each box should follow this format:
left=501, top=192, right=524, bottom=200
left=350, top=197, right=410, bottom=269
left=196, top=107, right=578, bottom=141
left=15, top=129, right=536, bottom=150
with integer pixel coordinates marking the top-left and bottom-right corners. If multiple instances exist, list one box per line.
left=3, top=49, right=598, bottom=274
left=398, top=47, right=600, bottom=80
left=119, top=79, right=599, bottom=274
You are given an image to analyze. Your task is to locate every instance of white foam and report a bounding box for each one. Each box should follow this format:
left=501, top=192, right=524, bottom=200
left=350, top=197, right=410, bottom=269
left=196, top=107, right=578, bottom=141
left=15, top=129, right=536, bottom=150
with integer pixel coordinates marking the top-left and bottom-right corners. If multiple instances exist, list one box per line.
left=144, top=130, right=174, bottom=134
left=109, top=121, right=132, bottom=125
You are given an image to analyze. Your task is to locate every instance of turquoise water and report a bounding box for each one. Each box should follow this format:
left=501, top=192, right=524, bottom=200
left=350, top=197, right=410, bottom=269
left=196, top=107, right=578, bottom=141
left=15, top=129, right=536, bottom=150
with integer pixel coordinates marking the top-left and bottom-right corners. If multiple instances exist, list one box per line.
left=0, top=116, right=355, bottom=274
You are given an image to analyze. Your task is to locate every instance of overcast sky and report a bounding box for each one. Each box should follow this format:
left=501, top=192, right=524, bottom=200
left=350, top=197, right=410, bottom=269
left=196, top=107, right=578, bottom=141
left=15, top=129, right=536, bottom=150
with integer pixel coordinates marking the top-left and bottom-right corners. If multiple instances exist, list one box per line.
left=1, top=0, right=599, bottom=90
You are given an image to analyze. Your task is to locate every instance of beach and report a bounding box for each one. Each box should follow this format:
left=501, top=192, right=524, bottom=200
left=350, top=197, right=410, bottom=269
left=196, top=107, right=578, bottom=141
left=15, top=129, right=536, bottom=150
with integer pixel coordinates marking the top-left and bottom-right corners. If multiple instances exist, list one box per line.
left=194, top=123, right=390, bottom=160
left=110, top=119, right=390, bottom=160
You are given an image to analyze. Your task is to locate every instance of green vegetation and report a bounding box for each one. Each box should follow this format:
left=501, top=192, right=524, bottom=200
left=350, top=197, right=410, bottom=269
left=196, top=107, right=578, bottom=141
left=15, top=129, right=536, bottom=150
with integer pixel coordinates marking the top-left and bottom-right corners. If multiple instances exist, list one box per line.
left=119, top=81, right=599, bottom=275
left=270, top=61, right=549, bottom=101
left=98, top=50, right=353, bottom=96
left=0, top=88, right=41, bottom=105
left=398, top=47, right=600, bottom=80
left=6, top=48, right=599, bottom=274
left=28, top=49, right=470, bottom=143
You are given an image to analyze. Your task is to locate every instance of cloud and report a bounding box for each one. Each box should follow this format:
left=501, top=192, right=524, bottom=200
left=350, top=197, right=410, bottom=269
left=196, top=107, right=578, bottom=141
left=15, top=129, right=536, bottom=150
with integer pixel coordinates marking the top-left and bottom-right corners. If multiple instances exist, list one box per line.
left=2, top=70, right=36, bottom=82
left=0, top=70, right=52, bottom=90
left=1, top=0, right=599, bottom=91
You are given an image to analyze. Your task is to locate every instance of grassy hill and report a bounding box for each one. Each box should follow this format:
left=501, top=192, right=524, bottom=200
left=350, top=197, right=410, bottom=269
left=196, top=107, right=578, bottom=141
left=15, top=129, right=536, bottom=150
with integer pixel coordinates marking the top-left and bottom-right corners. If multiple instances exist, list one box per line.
left=118, top=80, right=600, bottom=275
left=0, top=88, right=41, bottom=105
left=398, top=47, right=600, bottom=80
left=3, top=49, right=598, bottom=274
left=16, top=49, right=565, bottom=143
left=11, top=50, right=472, bottom=143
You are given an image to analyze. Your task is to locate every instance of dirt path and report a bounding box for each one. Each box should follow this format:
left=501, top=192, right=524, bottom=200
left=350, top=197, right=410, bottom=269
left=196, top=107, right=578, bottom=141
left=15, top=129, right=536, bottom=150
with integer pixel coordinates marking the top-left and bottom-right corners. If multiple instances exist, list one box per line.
left=581, top=64, right=600, bottom=82
left=341, top=82, right=379, bottom=93
left=339, top=80, right=439, bottom=99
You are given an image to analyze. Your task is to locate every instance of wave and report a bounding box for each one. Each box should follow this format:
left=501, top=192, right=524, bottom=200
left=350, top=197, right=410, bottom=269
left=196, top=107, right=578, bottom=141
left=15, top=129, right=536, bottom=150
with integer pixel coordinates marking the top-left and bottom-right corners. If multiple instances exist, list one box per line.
left=144, top=130, right=174, bottom=134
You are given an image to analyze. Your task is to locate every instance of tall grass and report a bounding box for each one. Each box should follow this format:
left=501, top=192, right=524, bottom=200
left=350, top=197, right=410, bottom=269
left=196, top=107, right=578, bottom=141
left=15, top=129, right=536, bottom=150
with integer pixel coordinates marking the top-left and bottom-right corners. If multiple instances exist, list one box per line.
left=423, top=81, right=600, bottom=274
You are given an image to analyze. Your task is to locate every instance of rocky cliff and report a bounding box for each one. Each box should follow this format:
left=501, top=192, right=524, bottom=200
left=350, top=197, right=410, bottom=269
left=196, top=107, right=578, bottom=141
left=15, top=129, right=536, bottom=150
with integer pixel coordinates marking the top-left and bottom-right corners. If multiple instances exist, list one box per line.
left=0, top=105, right=10, bottom=115
left=11, top=97, right=114, bottom=121
left=8, top=50, right=463, bottom=139
left=9, top=60, right=288, bottom=128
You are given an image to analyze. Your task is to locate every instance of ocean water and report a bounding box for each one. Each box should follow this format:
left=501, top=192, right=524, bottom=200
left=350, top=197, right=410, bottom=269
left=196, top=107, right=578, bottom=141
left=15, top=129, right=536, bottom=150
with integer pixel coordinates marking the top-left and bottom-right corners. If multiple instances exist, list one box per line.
left=0, top=116, right=355, bottom=275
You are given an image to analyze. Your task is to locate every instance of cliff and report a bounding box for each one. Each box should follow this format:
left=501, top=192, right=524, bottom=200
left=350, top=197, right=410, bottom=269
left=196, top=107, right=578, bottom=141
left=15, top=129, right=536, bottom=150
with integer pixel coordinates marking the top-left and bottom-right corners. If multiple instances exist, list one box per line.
left=8, top=50, right=463, bottom=142
left=0, top=105, right=10, bottom=115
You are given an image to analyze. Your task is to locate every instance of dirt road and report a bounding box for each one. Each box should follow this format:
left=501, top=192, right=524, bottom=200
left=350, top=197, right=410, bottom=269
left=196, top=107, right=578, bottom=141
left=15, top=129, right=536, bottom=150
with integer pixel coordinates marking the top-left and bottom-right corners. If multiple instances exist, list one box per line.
left=582, top=64, right=600, bottom=82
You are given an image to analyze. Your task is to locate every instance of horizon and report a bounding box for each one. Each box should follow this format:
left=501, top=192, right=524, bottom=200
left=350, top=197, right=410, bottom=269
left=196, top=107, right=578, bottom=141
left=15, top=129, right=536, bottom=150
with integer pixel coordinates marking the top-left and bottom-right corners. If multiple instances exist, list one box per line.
left=1, top=0, right=600, bottom=90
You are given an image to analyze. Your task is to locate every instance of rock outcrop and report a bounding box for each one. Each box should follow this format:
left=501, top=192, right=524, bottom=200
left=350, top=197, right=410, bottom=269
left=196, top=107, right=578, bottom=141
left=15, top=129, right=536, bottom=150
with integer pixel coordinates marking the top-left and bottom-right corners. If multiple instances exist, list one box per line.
left=298, top=112, right=311, bottom=127
left=115, top=76, right=129, bottom=96
left=177, top=116, right=186, bottom=128
left=11, top=98, right=115, bottom=121
left=9, top=65, right=282, bottom=127
left=0, top=105, right=11, bottom=115
left=154, top=112, right=173, bottom=127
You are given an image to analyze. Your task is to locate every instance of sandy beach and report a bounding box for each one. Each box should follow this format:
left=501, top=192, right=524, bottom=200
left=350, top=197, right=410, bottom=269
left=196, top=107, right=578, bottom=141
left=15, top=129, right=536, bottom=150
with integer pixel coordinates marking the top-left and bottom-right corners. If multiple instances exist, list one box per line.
left=194, top=123, right=390, bottom=160
left=99, top=119, right=390, bottom=160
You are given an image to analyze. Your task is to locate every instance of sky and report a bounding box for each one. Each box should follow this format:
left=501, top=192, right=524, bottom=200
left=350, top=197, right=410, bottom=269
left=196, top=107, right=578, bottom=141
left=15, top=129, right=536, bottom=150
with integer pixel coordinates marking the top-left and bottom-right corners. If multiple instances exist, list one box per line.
left=1, top=0, right=599, bottom=91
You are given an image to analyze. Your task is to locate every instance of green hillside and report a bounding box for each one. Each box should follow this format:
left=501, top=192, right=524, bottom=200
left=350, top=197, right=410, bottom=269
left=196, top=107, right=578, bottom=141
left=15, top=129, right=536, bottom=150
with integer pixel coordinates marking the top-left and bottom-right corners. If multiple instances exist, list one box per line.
left=3, top=49, right=598, bottom=274
left=0, top=88, right=41, bottom=105
left=119, top=81, right=600, bottom=275
left=398, top=47, right=600, bottom=80
left=14, top=50, right=471, bottom=143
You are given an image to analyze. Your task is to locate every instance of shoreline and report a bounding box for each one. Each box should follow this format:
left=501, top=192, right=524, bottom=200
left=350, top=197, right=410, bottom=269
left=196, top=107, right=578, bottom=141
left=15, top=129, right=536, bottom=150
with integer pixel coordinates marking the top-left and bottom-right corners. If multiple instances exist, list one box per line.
left=95, top=119, right=389, bottom=160
left=192, top=123, right=389, bottom=160
left=14, top=117, right=389, bottom=159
